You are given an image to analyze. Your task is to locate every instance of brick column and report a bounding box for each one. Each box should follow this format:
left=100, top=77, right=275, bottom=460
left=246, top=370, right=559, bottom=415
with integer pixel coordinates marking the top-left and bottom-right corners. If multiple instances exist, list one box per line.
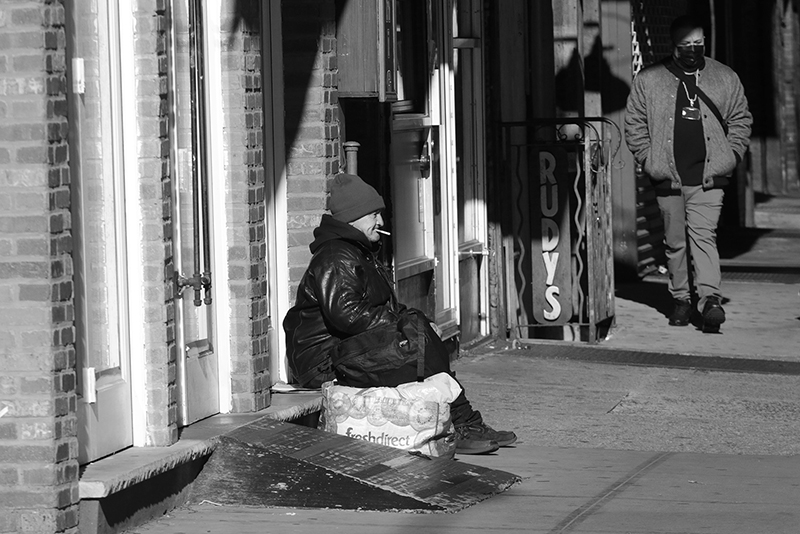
left=132, top=0, right=176, bottom=447
left=283, top=0, right=340, bottom=303
left=220, top=0, right=271, bottom=412
left=0, top=1, right=80, bottom=533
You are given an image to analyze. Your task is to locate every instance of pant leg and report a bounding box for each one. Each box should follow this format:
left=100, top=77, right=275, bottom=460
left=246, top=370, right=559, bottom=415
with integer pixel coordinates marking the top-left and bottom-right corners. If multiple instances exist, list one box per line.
left=449, top=374, right=482, bottom=426
left=656, top=191, right=691, bottom=301
left=683, top=185, right=724, bottom=312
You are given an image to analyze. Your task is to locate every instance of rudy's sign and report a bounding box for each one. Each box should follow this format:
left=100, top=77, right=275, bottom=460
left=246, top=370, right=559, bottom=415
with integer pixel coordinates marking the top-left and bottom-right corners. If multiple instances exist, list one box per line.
left=531, top=145, right=574, bottom=324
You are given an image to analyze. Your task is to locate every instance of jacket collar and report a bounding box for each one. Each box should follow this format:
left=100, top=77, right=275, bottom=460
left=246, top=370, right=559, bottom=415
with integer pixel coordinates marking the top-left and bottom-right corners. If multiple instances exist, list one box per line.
left=309, top=214, right=378, bottom=255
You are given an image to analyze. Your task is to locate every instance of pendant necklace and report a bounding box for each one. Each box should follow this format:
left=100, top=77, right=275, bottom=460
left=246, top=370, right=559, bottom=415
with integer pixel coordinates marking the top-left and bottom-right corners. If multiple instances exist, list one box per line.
left=681, top=74, right=701, bottom=121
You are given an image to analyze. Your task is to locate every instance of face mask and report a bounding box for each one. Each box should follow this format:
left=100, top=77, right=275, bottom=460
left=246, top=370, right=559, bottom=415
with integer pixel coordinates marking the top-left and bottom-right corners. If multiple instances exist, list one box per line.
left=675, top=45, right=705, bottom=71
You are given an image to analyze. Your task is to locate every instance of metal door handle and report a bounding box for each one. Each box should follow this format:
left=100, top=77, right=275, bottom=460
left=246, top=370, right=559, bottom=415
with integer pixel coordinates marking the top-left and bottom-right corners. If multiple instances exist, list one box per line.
left=419, top=143, right=431, bottom=178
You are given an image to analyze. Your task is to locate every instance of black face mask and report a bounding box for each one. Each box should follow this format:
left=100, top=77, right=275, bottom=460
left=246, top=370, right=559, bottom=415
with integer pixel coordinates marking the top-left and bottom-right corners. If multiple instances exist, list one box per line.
left=674, top=45, right=705, bottom=72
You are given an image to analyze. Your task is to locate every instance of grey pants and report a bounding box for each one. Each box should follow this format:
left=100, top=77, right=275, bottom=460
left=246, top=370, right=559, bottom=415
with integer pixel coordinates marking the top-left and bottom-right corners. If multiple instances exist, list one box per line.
left=656, top=185, right=724, bottom=313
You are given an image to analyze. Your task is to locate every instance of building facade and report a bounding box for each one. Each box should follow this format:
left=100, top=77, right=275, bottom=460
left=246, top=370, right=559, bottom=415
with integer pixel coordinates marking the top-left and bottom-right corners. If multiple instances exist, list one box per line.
left=1, top=0, right=794, bottom=532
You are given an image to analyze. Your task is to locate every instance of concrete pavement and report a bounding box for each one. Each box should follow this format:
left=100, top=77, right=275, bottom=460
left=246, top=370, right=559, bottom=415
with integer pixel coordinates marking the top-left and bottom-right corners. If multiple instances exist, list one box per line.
left=128, top=224, right=800, bottom=533
left=129, top=309, right=800, bottom=533
left=129, top=443, right=800, bottom=534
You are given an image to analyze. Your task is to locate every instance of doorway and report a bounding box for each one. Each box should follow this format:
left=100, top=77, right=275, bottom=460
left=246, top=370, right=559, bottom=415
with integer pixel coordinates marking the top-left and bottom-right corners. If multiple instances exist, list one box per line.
left=392, top=0, right=458, bottom=334
left=169, top=0, right=224, bottom=426
left=69, top=0, right=134, bottom=464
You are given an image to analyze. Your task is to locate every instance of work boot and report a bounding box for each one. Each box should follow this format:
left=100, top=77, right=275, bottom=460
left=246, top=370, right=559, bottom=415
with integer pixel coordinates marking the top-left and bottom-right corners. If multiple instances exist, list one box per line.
left=455, top=422, right=517, bottom=453
left=702, top=296, right=726, bottom=333
left=668, top=298, right=692, bottom=326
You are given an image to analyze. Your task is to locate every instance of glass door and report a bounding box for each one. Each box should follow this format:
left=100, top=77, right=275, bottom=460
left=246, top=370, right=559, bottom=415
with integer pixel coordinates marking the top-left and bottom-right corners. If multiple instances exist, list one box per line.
left=170, top=0, right=220, bottom=426
left=69, top=0, right=134, bottom=464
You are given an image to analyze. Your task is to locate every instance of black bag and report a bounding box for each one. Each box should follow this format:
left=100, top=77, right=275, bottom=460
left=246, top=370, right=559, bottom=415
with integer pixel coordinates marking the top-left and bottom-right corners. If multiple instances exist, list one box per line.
left=332, top=308, right=450, bottom=389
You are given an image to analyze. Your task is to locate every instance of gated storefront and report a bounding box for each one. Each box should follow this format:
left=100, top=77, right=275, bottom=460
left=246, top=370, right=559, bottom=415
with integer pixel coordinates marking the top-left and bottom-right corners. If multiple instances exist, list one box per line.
left=499, top=119, right=617, bottom=343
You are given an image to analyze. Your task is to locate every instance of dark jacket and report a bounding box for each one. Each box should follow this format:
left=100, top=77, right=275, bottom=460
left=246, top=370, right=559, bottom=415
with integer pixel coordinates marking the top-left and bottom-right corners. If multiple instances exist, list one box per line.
left=624, top=56, right=752, bottom=190
left=283, top=215, right=405, bottom=387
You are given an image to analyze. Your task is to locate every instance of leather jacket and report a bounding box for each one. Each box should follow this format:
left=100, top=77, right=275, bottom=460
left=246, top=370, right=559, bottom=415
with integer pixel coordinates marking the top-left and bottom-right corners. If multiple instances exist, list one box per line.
left=283, top=215, right=405, bottom=387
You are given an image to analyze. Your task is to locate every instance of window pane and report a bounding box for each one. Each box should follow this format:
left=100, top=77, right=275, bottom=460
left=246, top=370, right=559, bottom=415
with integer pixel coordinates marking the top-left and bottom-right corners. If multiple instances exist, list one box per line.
left=75, top=1, right=123, bottom=372
left=455, top=48, right=480, bottom=244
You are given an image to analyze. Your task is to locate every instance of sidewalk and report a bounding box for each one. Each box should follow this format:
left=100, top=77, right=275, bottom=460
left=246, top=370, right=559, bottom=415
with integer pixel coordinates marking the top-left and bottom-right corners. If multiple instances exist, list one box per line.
left=130, top=444, right=800, bottom=534
left=129, top=221, right=800, bottom=534
left=604, top=223, right=800, bottom=363
left=131, top=277, right=800, bottom=534
left=607, top=273, right=800, bottom=363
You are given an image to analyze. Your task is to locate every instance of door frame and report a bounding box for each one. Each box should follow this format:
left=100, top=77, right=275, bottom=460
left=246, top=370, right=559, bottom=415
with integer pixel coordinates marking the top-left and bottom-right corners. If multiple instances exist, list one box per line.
left=262, top=0, right=291, bottom=386
left=453, top=0, right=490, bottom=340
left=118, top=0, right=147, bottom=448
left=204, top=0, right=232, bottom=414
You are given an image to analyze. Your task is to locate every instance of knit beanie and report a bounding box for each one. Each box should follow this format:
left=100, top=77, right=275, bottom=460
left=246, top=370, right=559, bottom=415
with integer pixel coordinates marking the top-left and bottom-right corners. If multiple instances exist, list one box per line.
left=328, top=173, right=385, bottom=223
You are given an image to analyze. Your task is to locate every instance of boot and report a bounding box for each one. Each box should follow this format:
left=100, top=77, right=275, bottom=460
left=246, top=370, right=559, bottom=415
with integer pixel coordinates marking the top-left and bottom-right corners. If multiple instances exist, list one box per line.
left=702, top=296, right=725, bottom=333
left=454, top=421, right=517, bottom=455
left=668, top=298, right=692, bottom=326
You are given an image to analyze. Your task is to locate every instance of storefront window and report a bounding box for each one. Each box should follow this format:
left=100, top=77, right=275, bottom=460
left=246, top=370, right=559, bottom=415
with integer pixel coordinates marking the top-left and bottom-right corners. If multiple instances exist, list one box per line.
left=395, top=0, right=432, bottom=114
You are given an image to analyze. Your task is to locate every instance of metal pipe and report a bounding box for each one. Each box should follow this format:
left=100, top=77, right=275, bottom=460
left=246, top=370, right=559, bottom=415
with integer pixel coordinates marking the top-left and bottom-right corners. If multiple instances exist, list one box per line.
left=188, top=0, right=203, bottom=306
left=195, top=0, right=213, bottom=305
left=343, top=141, right=360, bottom=175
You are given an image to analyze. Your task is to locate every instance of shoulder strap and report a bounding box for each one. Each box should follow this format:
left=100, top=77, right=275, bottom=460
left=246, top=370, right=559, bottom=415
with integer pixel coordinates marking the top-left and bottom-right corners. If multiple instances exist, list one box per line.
left=694, top=88, right=728, bottom=135
left=664, top=60, right=728, bottom=135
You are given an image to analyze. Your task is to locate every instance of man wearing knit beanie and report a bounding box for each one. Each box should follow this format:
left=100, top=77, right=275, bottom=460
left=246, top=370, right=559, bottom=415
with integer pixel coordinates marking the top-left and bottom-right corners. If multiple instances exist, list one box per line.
left=283, top=172, right=517, bottom=455
left=329, top=173, right=386, bottom=223
left=327, top=173, right=387, bottom=243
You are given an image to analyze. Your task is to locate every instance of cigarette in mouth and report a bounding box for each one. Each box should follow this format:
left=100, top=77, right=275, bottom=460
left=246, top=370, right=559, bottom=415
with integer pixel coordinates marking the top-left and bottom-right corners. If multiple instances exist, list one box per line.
left=376, top=229, right=391, bottom=236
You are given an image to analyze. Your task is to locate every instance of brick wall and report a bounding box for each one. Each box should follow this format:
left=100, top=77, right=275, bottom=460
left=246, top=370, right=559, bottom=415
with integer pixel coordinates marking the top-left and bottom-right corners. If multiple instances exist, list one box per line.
left=282, top=0, right=340, bottom=303
left=0, top=1, right=80, bottom=533
left=220, top=0, right=271, bottom=412
left=132, top=0, right=176, bottom=447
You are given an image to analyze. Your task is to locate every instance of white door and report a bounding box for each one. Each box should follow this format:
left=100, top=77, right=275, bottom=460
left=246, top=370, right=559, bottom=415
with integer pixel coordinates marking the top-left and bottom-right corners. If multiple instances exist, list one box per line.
left=170, top=0, right=221, bottom=426
left=70, top=0, right=134, bottom=464
left=392, top=0, right=458, bottom=332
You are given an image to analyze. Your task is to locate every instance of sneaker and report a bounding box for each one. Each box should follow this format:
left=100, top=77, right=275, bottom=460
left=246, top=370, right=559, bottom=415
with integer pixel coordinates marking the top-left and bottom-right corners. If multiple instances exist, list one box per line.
left=702, top=296, right=725, bottom=333
left=454, top=424, right=499, bottom=455
left=456, top=421, right=517, bottom=449
left=668, top=298, right=692, bottom=326
left=456, top=436, right=500, bottom=454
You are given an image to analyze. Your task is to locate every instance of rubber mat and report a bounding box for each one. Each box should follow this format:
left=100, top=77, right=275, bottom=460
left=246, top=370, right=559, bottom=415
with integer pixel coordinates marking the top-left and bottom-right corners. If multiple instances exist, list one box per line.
left=188, top=419, right=520, bottom=513
left=645, top=268, right=800, bottom=284
left=514, top=342, right=800, bottom=376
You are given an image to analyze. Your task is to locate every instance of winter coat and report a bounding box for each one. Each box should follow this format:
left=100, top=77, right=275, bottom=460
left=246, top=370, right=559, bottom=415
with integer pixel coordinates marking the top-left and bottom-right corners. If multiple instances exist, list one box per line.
left=624, top=56, right=752, bottom=189
left=283, top=214, right=405, bottom=387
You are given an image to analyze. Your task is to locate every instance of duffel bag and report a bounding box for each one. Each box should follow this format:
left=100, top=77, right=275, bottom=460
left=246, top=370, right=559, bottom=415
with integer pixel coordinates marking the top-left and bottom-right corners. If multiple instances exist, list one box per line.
left=332, top=308, right=450, bottom=388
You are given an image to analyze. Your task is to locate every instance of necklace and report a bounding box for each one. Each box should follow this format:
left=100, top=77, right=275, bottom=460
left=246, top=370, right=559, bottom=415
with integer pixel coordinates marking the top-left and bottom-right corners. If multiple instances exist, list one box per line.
left=681, top=81, right=697, bottom=108
left=680, top=73, right=701, bottom=121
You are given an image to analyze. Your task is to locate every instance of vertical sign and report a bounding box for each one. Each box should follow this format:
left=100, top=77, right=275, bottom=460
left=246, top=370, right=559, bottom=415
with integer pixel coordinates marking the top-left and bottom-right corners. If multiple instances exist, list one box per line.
left=531, top=145, right=573, bottom=323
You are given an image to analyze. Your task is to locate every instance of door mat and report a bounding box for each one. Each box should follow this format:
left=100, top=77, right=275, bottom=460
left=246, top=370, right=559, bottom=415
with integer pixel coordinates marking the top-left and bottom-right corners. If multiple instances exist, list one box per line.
left=188, top=419, right=520, bottom=513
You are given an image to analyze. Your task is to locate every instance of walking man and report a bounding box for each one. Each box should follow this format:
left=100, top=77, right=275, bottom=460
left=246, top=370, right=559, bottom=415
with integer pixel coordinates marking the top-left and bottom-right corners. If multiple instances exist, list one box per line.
left=624, top=15, right=752, bottom=332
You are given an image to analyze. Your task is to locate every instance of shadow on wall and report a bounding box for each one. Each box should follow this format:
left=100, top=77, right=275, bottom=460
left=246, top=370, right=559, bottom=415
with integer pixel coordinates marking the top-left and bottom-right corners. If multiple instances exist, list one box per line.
left=229, top=0, right=260, bottom=39
left=555, top=36, right=630, bottom=115
left=228, top=0, right=330, bottom=163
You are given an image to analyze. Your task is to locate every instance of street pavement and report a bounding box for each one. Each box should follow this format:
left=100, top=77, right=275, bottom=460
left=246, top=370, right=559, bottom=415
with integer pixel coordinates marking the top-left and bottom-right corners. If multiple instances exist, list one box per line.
left=131, top=225, right=800, bottom=533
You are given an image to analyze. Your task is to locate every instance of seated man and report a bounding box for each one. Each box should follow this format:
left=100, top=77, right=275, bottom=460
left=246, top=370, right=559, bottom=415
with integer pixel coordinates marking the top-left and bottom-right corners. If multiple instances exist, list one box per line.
left=283, top=173, right=516, bottom=455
